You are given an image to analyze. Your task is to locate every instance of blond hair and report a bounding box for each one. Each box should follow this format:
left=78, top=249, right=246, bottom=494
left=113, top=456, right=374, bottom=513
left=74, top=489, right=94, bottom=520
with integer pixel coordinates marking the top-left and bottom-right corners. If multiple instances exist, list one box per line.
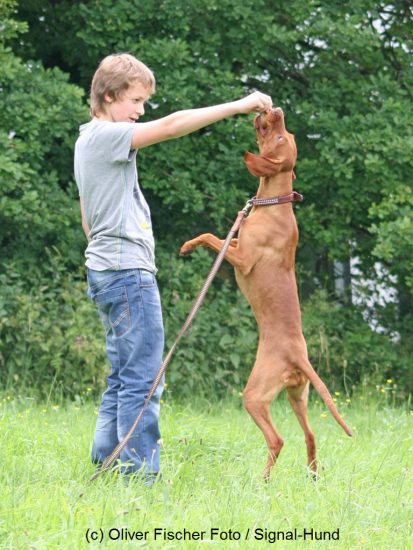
left=90, top=53, right=156, bottom=117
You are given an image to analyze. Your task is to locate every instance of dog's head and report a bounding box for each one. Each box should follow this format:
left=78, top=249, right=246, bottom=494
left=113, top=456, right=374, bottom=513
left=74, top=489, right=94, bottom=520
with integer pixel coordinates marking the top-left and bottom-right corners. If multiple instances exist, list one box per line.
left=244, top=107, right=297, bottom=178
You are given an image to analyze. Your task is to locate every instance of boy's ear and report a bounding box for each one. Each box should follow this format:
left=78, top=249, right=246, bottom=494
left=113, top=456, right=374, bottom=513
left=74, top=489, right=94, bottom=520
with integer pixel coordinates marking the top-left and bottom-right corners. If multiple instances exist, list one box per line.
left=104, top=91, right=113, bottom=103
left=244, top=152, right=283, bottom=177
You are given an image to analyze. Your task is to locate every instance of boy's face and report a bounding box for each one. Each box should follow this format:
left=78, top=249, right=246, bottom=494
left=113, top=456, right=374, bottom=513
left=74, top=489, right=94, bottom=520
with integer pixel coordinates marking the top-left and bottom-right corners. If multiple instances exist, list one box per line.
left=102, top=81, right=151, bottom=122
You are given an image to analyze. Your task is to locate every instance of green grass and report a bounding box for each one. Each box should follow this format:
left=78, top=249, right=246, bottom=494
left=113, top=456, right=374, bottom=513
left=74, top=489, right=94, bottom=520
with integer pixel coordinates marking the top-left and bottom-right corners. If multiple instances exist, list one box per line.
left=0, top=393, right=412, bottom=550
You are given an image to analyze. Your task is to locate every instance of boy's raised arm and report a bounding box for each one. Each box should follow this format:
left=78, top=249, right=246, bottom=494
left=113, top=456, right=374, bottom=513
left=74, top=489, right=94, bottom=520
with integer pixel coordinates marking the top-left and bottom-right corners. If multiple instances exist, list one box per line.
left=131, top=91, right=272, bottom=150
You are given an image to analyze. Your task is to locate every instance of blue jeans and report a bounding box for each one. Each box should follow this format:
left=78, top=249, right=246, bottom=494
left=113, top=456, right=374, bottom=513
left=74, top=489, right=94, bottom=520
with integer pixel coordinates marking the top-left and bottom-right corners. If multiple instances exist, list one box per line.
left=87, top=268, right=164, bottom=475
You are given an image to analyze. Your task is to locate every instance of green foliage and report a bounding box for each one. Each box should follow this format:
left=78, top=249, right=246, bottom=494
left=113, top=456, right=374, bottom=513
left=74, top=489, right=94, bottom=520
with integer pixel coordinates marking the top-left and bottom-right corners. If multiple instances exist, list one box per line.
left=0, top=0, right=27, bottom=41
left=0, top=258, right=107, bottom=399
left=2, top=251, right=409, bottom=401
left=1, top=0, right=412, bottom=398
left=0, top=4, right=88, bottom=272
left=301, top=290, right=412, bottom=401
left=369, top=185, right=413, bottom=291
left=158, top=248, right=258, bottom=397
left=13, top=0, right=413, bottom=278
left=0, top=246, right=256, bottom=400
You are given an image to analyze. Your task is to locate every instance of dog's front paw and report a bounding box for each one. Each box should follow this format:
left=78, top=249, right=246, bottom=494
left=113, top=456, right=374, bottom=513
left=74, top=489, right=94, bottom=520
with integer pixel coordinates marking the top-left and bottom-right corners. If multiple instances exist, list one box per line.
left=179, top=241, right=195, bottom=256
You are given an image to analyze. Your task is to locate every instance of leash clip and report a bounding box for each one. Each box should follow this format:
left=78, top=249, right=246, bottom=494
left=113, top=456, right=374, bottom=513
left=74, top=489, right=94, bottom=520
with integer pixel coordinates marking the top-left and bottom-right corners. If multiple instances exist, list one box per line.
left=242, top=196, right=255, bottom=217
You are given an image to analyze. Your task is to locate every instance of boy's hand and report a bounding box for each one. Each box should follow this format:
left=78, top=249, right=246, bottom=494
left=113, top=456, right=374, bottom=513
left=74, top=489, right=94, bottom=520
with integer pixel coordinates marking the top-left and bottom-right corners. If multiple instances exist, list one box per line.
left=235, top=91, right=273, bottom=114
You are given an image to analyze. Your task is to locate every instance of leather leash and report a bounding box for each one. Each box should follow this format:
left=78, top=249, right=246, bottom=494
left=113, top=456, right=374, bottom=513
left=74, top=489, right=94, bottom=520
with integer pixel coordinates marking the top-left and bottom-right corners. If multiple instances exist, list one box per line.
left=89, top=190, right=303, bottom=482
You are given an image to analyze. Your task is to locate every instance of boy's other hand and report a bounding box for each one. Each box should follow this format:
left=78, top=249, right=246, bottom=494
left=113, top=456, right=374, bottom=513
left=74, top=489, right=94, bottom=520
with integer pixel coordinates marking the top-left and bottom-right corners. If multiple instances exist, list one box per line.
left=235, top=92, right=273, bottom=115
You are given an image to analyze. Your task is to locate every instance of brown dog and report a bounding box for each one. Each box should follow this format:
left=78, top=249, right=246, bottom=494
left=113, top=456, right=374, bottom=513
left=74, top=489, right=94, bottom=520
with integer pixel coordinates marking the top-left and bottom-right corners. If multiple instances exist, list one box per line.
left=180, top=107, right=352, bottom=480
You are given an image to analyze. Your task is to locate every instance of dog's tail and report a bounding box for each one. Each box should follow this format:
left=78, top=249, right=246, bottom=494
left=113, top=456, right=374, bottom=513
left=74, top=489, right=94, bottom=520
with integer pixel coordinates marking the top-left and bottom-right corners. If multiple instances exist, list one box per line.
left=300, top=360, right=353, bottom=436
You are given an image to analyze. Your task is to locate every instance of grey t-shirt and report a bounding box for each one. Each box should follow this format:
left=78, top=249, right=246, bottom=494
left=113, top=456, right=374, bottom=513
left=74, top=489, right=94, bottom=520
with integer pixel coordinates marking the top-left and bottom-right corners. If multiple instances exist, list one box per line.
left=74, top=119, right=156, bottom=272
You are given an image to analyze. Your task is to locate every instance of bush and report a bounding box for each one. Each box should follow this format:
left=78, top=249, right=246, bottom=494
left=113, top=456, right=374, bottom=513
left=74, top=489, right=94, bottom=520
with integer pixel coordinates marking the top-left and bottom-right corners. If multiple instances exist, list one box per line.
left=0, top=254, right=107, bottom=400
left=158, top=248, right=258, bottom=398
left=0, top=35, right=87, bottom=274
left=0, top=247, right=258, bottom=400
left=301, top=290, right=412, bottom=401
left=2, top=247, right=411, bottom=402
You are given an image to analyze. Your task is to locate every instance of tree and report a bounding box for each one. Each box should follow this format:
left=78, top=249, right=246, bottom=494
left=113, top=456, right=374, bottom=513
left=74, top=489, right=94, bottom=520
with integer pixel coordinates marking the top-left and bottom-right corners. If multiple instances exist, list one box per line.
left=0, top=1, right=102, bottom=397
left=2, top=0, right=412, bottom=396
left=0, top=1, right=88, bottom=273
left=12, top=0, right=413, bottom=303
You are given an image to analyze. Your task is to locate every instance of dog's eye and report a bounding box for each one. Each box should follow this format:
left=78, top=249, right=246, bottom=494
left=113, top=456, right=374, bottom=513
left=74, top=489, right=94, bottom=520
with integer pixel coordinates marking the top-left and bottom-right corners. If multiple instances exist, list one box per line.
left=277, top=136, right=284, bottom=142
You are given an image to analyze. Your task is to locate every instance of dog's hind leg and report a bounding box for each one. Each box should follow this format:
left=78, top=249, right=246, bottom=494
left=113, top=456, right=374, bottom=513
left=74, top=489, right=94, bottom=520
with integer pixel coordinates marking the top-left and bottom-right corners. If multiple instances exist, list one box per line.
left=243, top=363, right=285, bottom=481
left=286, top=382, right=317, bottom=475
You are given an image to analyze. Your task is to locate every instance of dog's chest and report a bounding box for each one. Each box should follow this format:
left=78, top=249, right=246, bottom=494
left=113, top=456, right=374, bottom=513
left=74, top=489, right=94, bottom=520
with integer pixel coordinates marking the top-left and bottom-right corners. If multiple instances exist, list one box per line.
left=240, top=210, right=299, bottom=251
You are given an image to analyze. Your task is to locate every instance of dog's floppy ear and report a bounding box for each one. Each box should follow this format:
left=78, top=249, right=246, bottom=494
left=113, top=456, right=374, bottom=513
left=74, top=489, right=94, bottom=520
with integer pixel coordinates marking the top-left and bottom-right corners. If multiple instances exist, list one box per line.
left=244, top=152, right=283, bottom=177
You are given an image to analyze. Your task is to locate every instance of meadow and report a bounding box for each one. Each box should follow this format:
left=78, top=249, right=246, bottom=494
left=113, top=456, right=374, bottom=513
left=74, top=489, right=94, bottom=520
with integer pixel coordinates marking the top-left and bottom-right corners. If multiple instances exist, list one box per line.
left=0, top=392, right=411, bottom=550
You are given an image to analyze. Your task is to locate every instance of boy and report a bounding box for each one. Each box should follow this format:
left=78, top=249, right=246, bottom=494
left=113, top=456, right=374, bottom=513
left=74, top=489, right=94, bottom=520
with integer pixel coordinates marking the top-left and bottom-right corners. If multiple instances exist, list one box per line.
left=74, top=53, right=272, bottom=480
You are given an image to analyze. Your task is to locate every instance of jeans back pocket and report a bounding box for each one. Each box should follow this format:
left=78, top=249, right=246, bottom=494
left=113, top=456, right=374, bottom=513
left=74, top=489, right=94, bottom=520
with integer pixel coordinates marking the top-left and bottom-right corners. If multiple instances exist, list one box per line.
left=93, top=286, right=131, bottom=337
